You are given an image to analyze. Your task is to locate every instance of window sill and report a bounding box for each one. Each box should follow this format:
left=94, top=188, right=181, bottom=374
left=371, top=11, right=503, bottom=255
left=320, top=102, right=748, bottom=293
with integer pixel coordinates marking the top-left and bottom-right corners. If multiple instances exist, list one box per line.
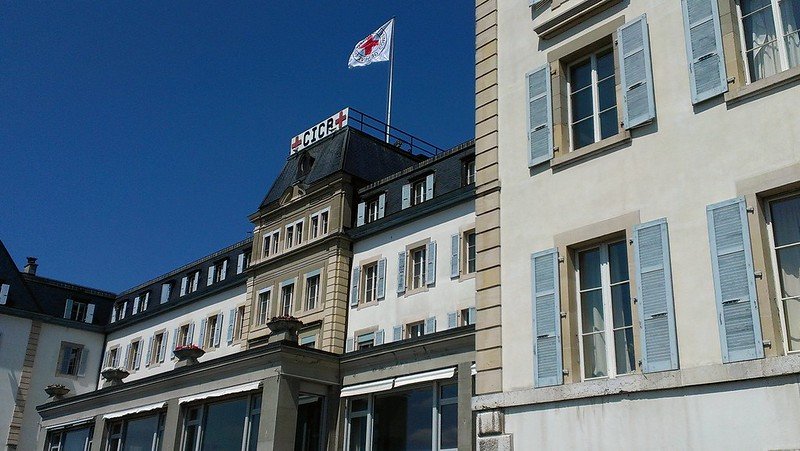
left=357, top=300, right=379, bottom=311
left=550, top=132, right=631, bottom=169
left=725, top=65, right=800, bottom=105
left=459, top=272, right=476, bottom=282
left=404, top=286, right=430, bottom=298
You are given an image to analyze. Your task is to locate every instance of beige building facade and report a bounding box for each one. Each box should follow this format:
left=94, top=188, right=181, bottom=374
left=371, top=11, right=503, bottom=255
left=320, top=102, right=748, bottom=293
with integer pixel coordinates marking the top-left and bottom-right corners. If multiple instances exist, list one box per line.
left=474, top=0, right=800, bottom=449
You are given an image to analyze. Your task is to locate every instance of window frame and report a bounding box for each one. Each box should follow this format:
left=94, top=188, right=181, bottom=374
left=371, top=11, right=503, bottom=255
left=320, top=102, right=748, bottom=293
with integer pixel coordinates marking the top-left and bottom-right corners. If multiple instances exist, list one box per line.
left=257, top=288, right=272, bottom=325
left=67, top=300, right=88, bottom=322
left=406, top=320, right=425, bottom=339
left=362, top=262, right=379, bottom=305
left=280, top=283, right=295, bottom=316
left=410, top=246, right=427, bottom=291
left=204, top=314, right=220, bottom=349
left=178, top=323, right=191, bottom=348
left=234, top=305, right=247, bottom=341
left=735, top=0, right=800, bottom=84
left=764, top=191, right=800, bottom=354
left=411, top=179, right=426, bottom=206
left=305, top=273, right=321, bottom=311
left=181, top=393, right=262, bottom=451
left=150, top=330, right=166, bottom=365
left=463, top=230, right=477, bottom=276
left=566, top=45, right=618, bottom=151
left=462, top=157, right=476, bottom=186
left=127, top=339, right=141, bottom=371
left=56, top=342, right=84, bottom=377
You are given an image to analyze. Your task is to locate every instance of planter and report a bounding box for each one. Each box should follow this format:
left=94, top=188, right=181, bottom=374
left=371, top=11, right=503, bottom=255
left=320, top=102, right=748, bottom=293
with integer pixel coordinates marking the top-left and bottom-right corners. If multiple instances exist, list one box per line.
left=44, top=384, right=70, bottom=400
left=267, top=316, right=302, bottom=343
left=173, top=346, right=205, bottom=367
left=101, top=367, right=129, bottom=387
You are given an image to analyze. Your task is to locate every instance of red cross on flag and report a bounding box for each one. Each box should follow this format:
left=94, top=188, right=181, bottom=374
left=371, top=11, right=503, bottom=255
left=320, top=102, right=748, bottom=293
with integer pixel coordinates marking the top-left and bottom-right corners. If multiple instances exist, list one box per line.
left=348, top=19, right=394, bottom=68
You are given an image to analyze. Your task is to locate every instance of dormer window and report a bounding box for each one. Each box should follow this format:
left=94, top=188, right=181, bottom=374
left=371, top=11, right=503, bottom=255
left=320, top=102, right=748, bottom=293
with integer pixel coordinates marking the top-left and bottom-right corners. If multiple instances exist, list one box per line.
left=463, top=158, right=476, bottom=185
left=132, top=292, right=150, bottom=315
left=401, top=174, right=434, bottom=209
left=356, top=195, right=386, bottom=226
left=298, top=153, right=315, bottom=177
left=111, top=300, right=127, bottom=323
left=412, top=180, right=426, bottom=205
left=64, top=299, right=94, bottom=323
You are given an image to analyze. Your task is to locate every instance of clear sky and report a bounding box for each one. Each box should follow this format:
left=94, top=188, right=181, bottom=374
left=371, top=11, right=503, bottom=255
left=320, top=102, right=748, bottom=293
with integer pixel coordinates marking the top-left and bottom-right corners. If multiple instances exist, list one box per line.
left=1, top=2, right=475, bottom=292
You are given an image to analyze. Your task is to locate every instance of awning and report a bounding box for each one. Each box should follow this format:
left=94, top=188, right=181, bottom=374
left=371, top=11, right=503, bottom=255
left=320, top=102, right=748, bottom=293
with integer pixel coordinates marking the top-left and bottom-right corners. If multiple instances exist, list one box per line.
left=178, top=381, right=261, bottom=404
left=340, top=378, right=394, bottom=398
left=103, top=402, right=165, bottom=420
left=46, top=417, right=94, bottom=431
left=394, top=367, right=456, bottom=388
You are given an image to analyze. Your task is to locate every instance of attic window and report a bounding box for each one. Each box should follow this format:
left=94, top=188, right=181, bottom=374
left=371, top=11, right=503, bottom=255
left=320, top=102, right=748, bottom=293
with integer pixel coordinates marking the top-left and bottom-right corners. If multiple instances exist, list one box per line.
left=298, top=154, right=315, bottom=177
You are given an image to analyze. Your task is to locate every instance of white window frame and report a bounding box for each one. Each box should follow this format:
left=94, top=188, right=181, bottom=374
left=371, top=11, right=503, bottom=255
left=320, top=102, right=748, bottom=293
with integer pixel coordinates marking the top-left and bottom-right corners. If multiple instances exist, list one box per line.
left=566, top=46, right=617, bottom=151
left=127, top=340, right=141, bottom=371
left=151, top=331, right=166, bottom=365
left=356, top=332, right=375, bottom=350
left=412, top=180, right=426, bottom=206
left=305, top=274, right=320, bottom=311
left=407, top=320, right=425, bottom=339
left=736, top=0, right=799, bottom=84
left=363, top=263, right=378, bottom=304
left=367, top=198, right=380, bottom=223
left=258, top=288, right=272, bottom=325
left=464, top=159, right=476, bottom=185
left=234, top=305, right=247, bottom=341
left=280, top=283, right=295, bottom=316
left=204, top=315, right=220, bottom=349
left=410, top=247, right=427, bottom=290
left=182, top=393, right=261, bottom=451
left=765, top=192, right=800, bottom=354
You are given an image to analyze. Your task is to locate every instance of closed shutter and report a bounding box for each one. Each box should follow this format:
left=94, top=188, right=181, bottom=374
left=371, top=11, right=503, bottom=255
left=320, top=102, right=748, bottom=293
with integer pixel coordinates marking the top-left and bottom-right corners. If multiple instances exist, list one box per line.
left=220, top=260, right=228, bottom=280
left=145, top=336, right=154, bottom=367
left=159, top=331, right=168, bottom=362
left=527, top=64, right=553, bottom=167
left=213, top=313, right=223, bottom=347
left=425, top=174, right=435, bottom=201
left=85, top=304, right=95, bottom=323
left=424, top=317, right=436, bottom=334
left=227, top=308, right=236, bottom=344
left=450, top=234, right=460, bottom=278
left=350, top=267, right=360, bottom=308
left=237, top=253, right=245, bottom=274
left=132, top=296, right=140, bottom=314
left=377, top=258, right=387, bottom=300
left=180, top=277, right=188, bottom=296
left=198, top=319, right=207, bottom=348
left=531, top=248, right=563, bottom=387
left=397, top=251, right=407, bottom=294
left=447, top=312, right=458, bottom=329
left=707, top=197, right=763, bottom=362
left=356, top=202, right=366, bottom=226
left=346, top=339, right=354, bottom=352
left=64, top=298, right=73, bottom=319
left=378, top=193, right=386, bottom=219
left=401, top=184, right=411, bottom=209
left=207, top=266, right=216, bottom=285
left=633, top=218, right=679, bottom=372
left=161, top=283, right=170, bottom=303
left=0, top=284, right=9, bottom=305
left=681, top=0, right=727, bottom=103
left=393, top=325, right=403, bottom=341
left=468, top=306, right=476, bottom=325
left=77, top=349, right=88, bottom=377
left=375, top=329, right=385, bottom=345
left=618, top=15, right=656, bottom=129
left=426, top=241, right=437, bottom=286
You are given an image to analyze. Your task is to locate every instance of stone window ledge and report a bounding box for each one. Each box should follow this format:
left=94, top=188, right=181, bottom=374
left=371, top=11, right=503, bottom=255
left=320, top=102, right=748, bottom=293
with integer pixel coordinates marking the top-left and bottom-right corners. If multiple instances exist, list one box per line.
left=471, top=354, right=800, bottom=411
left=725, top=65, right=800, bottom=105
left=550, top=131, right=630, bottom=169
left=534, top=0, right=622, bottom=40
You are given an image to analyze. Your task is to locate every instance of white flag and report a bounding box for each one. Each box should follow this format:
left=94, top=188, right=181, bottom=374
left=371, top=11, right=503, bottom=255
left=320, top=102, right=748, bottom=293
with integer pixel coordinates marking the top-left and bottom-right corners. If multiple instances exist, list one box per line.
left=348, top=19, right=394, bottom=68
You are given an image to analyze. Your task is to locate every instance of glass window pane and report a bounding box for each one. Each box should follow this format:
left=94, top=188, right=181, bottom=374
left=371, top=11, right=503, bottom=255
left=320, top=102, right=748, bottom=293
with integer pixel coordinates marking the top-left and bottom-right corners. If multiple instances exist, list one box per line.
left=608, top=241, right=629, bottom=284
left=777, top=246, right=800, bottom=298
left=742, top=0, right=772, bottom=15
left=570, top=88, right=594, bottom=122
left=570, top=60, right=592, bottom=91
left=349, top=416, right=367, bottom=451
left=440, top=383, right=458, bottom=400
left=201, top=398, right=248, bottom=451
left=440, top=403, right=458, bottom=449
left=351, top=398, right=368, bottom=413
left=572, top=118, right=595, bottom=149
left=372, top=388, right=433, bottom=451
left=782, top=0, right=800, bottom=67
left=62, top=427, right=91, bottom=451
left=581, top=289, right=605, bottom=333
left=771, top=196, right=800, bottom=246
left=596, top=49, right=615, bottom=80
left=783, top=297, right=800, bottom=351
left=597, top=78, right=617, bottom=112
left=614, top=328, right=636, bottom=374
left=582, top=332, right=608, bottom=378
left=122, top=414, right=159, bottom=451
left=579, top=249, right=602, bottom=289
left=611, top=283, right=633, bottom=328
left=599, top=108, right=619, bottom=140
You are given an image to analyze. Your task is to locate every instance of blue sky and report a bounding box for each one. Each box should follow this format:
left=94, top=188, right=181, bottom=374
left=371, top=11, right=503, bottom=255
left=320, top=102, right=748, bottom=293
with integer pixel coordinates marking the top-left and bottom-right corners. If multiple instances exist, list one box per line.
left=0, top=2, right=475, bottom=292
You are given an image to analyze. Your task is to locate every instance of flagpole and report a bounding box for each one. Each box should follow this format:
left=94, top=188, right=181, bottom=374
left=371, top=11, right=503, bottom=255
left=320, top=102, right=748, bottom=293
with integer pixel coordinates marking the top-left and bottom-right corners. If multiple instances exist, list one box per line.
left=385, top=18, right=395, bottom=142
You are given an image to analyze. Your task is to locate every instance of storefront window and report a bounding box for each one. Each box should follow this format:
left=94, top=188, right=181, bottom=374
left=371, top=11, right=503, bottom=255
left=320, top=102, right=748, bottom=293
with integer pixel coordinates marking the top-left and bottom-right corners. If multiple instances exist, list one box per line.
left=182, top=393, right=261, bottom=451
left=47, top=425, right=92, bottom=451
left=295, top=395, right=324, bottom=451
left=106, top=412, right=163, bottom=451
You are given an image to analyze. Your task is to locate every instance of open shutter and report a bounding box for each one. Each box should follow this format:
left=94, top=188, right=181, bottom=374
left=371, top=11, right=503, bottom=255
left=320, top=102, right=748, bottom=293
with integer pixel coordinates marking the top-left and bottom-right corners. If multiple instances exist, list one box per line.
left=531, top=248, right=563, bottom=387
left=634, top=218, right=679, bottom=372
left=468, top=306, right=476, bottom=325
left=77, top=349, right=88, bottom=377
left=356, top=202, right=366, bottom=226
left=207, top=265, right=216, bottom=285
left=377, top=258, right=387, bottom=300
left=187, top=322, right=195, bottom=345
left=375, top=329, right=385, bottom=345
left=426, top=241, right=437, bottom=286
left=237, top=253, right=245, bottom=274
left=378, top=193, right=386, bottom=219
left=134, top=342, right=143, bottom=370
left=450, top=234, right=460, bottom=278
left=123, top=344, right=131, bottom=370
left=213, top=313, right=223, bottom=347
left=64, top=298, right=73, bottom=319
left=527, top=64, right=553, bottom=167
left=346, top=339, right=354, bottom=352
left=707, top=197, right=763, bottom=362
left=393, top=325, right=403, bottom=341
left=161, top=283, right=170, bottom=303
left=424, top=317, right=436, bottom=334
left=227, top=308, right=236, bottom=344
left=447, top=312, right=458, bottom=329
left=401, top=184, right=411, bottom=209
left=397, top=251, right=407, bottom=294
left=85, top=304, right=95, bottom=323
left=171, top=328, right=179, bottom=359
left=198, top=319, right=207, bottom=348
left=220, top=259, right=228, bottom=280
left=0, top=284, right=9, bottom=304
left=145, top=336, right=154, bottom=367
left=618, top=15, right=656, bottom=129
left=133, top=296, right=141, bottom=314
left=681, top=0, right=727, bottom=103
left=159, top=331, right=168, bottom=362
left=425, top=173, right=435, bottom=201
left=180, top=277, right=188, bottom=296
left=350, top=267, right=360, bottom=308
left=193, top=272, right=201, bottom=289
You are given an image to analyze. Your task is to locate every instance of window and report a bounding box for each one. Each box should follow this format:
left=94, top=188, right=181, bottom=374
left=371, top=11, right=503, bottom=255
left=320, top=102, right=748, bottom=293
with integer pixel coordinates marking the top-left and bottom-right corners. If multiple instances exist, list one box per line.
left=234, top=305, right=246, bottom=341
left=280, top=283, right=294, bottom=316
left=767, top=193, right=800, bottom=352
left=178, top=324, right=191, bottom=347
left=363, top=263, right=378, bottom=304
left=305, top=274, right=320, bottom=310
left=105, top=347, right=120, bottom=368
left=737, top=0, right=800, bottom=83
left=151, top=331, right=166, bottom=365
left=46, top=425, right=93, bottom=451
left=407, top=321, right=425, bottom=339
left=183, top=271, right=200, bottom=295
left=183, top=394, right=261, bottom=451
left=310, top=209, right=331, bottom=239
left=264, top=230, right=280, bottom=257
left=126, top=340, right=141, bottom=371
left=133, top=292, right=150, bottom=315
left=310, top=214, right=320, bottom=239
left=463, top=158, right=476, bottom=185
left=57, top=342, right=85, bottom=376
left=568, top=47, right=618, bottom=150
left=300, top=334, right=316, bottom=348
left=111, top=301, right=126, bottom=323
left=320, top=211, right=329, bottom=235
left=263, top=234, right=272, bottom=257
left=576, top=240, right=635, bottom=379
left=258, top=289, right=272, bottom=325
left=412, top=179, right=426, bottom=206
left=367, top=198, right=380, bottom=223
left=204, top=315, right=220, bottom=349
left=465, top=231, right=476, bottom=275
left=410, top=246, right=427, bottom=290
left=107, top=413, right=164, bottom=451
left=213, top=259, right=227, bottom=283
left=460, top=308, right=472, bottom=327
left=286, top=224, right=295, bottom=250
left=243, top=251, right=251, bottom=270
left=295, top=221, right=304, bottom=246
left=271, top=231, right=280, bottom=255
left=356, top=332, right=375, bottom=350
left=64, top=299, right=88, bottom=322
left=160, top=282, right=172, bottom=304
left=438, top=383, right=459, bottom=450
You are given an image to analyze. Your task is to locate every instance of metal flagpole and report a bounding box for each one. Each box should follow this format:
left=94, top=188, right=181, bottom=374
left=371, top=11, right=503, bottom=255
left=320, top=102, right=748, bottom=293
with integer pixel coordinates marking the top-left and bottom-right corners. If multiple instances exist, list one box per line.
left=385, top=18, right=395, bottom=142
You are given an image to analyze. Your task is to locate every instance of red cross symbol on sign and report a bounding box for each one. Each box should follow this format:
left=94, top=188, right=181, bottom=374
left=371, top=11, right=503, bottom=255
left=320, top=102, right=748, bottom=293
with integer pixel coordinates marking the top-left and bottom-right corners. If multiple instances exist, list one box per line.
left=334, top=110, right=347, bottom=127
left=359, top=34, right=380, bottom=56
left=291, top=136, right=302, bottom=150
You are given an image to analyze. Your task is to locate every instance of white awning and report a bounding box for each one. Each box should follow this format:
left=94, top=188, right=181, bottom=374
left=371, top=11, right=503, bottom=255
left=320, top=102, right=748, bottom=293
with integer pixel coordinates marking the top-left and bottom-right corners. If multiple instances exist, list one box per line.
left=179, top=381, right=261, bottom=404
left=46, top=417, right=94, bottom=431
left=340, top=378, right=394, bottom=398
left=394, top=367, right=456, bottom=388
left=103, top=402, right=165, bottom=419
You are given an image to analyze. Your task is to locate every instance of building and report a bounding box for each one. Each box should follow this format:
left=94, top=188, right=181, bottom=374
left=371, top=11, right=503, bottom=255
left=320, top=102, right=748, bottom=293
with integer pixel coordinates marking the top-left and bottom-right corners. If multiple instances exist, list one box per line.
left=0, top=241, right=114, bottom=451
left=473, top=0, right=800, bottom=449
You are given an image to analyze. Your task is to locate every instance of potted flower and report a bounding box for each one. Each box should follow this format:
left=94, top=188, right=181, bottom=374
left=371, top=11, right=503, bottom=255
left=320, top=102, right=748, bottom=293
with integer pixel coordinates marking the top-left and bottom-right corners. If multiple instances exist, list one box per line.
left=101, top=367, right=130, bottom=387
left=267, top=315, right=303, bottom=342
left=45, top=383, right=70, bottom=400
left=173, top=344, right=205, bottom=366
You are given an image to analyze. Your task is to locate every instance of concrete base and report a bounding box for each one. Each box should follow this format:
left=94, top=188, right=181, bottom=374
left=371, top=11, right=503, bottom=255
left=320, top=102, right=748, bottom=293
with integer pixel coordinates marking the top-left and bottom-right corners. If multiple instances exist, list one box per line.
left=478, top=435, right=513, bottom=451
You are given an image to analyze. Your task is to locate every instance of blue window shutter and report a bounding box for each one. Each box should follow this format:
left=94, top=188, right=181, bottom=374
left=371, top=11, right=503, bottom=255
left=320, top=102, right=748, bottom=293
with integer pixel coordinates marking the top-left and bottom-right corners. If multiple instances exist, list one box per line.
left=447, top=312, right=457, bottom=329
left=450, top=234, right=460, bottom=278
left=531, top=248, right=563, bottom=387
left=356, top=202, right=366, bottom=226
left=393, top=325, right=402, bottom=341
left=0, top=284, right=9, bottom=305
left=377, top=258, right=387, bottom=300
left=424, top=316, right=436, bottom=334
left=145, top=336, right=154, bottom=367
left=401, top=184, right=411, bottom=209
left=158, top=331, right=168, bottom=362
left=134, top=342, right=143, bottom=370
left=346, top=338, right=354, bottom=352
left=227, top=308, right=236, bottom=343
left=468, top=306, right=476, bottom=325
left=123, top=344, right=131, bottom=370
left=187, top=322, right=195, bottom=345
left=378, top=193, right=386, bottom=218
left=207, top=265, right=216, bottom=286
left=171, top=328, right=179, bottom=359
left=375, top=329, right=385, bottom=345
left=426, top=241, right=437, bottom=286
left=198, top=319, right=207, bottom=348
left=425, top=173, right=435, bottom=201
left=526, top=64, right=553, bottom=167
left=180, top=277, right=188, bottom=296
left=220, top=260, right=228, bottom=280
left=237, top=253, right=245, bottom=274
left=77, top=349, right=88, bottom=377
left=681, top=0, right=727, bottom=103
left=633, top=218, right=679, bottom=372
left=397, top=251, right=407, bottom=294
left=63, top=298, right=73, bottom=319
left=213, top=313, right=223, bottom=347
left=618, top=15, right=656, bottom=129
left=707, top=197, right=763, bottom=362
left=350, top=266, right=360, bottom=308
left=85, top=304, right=95, bottom=324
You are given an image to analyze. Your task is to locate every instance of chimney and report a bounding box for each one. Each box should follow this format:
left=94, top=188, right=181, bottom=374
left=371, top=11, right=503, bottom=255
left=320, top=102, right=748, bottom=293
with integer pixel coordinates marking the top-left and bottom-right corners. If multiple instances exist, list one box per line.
left=24, top=257, right=38, bottom=275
